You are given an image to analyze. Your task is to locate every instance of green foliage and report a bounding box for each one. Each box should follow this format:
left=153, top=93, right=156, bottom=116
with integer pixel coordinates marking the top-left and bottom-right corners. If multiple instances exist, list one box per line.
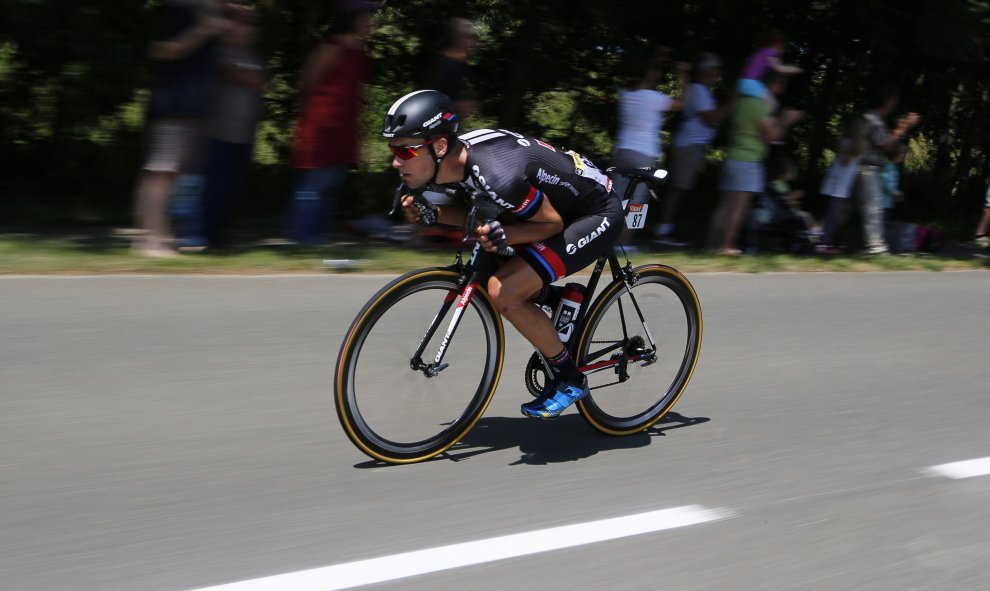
left=2, top=0, right=990, bottom=235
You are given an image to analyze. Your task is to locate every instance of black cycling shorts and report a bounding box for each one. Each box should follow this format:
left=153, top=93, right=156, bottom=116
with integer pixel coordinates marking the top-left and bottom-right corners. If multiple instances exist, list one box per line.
left=517, top=190, right=624, bottom=284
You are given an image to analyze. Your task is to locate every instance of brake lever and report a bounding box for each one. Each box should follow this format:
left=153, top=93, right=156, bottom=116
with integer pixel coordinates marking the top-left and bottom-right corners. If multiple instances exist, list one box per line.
left=469, top=189, right=516, bottom=256
left=463, top=201, right=479, bottom=246
left=388, top=182, right=407, bottom=216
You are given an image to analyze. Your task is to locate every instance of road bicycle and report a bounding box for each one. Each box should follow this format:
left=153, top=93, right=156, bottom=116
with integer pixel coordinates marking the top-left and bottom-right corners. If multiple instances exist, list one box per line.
left=334, top=167, right=702, bottom=464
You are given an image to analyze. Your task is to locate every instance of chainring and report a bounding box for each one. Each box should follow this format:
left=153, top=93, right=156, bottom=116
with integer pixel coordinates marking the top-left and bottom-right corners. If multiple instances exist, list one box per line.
left=524, top=351, right=550, bottom=397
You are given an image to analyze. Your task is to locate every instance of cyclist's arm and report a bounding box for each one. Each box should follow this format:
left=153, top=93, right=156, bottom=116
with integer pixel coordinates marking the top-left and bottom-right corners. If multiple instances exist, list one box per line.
left=481, top=198, right=563, bottom=246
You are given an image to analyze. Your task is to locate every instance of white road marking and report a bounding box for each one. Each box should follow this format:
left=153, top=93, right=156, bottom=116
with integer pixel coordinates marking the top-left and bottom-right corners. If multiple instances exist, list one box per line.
left=186, top=505, right=731, bottom=591
left=925, top=456, right=990, bottom=480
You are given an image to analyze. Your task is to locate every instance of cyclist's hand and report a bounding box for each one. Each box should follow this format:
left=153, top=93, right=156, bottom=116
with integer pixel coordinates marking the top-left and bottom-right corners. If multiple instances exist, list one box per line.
left=477, top=221, right=508, bottom=252
left=400, top=194, right=419, bottom=222
left=401, top=194, right=439, bottom=227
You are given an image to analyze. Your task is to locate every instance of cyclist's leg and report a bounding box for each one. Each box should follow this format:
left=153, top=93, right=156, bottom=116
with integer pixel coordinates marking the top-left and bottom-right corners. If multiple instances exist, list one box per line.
left=487, top=258, right=558, bottom=354
left=490, top=214, right=623, bottom=358
left=510, top=198, right=624, bottom=417
left=486, top=259, right=584, bottom=418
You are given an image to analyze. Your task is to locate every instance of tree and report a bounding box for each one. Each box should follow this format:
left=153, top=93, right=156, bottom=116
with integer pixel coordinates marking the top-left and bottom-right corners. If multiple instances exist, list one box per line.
left=2, top=0, right=990, bottom=233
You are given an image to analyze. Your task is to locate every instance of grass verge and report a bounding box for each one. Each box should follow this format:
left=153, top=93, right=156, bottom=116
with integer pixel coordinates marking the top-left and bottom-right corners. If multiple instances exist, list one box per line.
left=1, top=235, right=986, bottom=275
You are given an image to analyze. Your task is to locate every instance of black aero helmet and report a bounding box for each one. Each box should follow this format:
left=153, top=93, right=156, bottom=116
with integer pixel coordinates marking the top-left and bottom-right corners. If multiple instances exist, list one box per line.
left=382, top=90, right=459, bottom=139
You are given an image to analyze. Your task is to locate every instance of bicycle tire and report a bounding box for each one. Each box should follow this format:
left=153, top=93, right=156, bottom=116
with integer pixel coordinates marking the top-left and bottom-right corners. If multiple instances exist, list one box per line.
left=335, top=268, right=504, bottom=464
left=575, top=264, right=702, bottom=435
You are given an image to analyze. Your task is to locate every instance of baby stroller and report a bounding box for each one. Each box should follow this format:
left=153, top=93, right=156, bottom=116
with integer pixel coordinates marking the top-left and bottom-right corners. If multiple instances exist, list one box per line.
left=742, top=188, right=818, bottom=255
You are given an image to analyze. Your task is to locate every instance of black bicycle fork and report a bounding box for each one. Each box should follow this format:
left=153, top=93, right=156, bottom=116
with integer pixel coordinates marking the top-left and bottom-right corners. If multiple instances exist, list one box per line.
left=408, top=241, right=488, bottom=378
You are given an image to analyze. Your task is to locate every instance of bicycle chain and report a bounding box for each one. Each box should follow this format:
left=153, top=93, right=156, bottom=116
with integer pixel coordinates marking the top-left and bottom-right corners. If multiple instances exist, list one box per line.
left=590, top=379, right=624, bottom=391
left=587, top=339, right=627, bottom=391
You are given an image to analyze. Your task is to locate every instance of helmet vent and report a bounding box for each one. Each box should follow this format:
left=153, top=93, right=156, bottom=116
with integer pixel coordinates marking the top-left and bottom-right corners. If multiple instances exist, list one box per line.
left=384, top=114, right=407, bottom=133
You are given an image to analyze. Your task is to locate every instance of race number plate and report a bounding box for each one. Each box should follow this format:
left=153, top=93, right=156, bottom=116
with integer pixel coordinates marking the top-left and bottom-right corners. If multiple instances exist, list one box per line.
left=624, top=202, right=649, bottom=230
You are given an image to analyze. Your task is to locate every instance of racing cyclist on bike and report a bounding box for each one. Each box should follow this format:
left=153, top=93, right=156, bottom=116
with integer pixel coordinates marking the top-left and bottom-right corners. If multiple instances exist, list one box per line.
left=383, top=90, right=624, bottom=419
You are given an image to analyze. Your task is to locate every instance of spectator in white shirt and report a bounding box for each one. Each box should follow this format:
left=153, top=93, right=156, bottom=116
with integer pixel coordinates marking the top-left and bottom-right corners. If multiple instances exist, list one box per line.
left=611, top=47, right=686, bottom=252
left=654, top=52, right=729, bottom=247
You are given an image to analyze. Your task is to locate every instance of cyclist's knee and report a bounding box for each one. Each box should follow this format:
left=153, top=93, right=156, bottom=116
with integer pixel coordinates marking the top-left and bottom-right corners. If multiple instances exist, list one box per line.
left=486, top=275, right=527, bottom=313
left=486, top=275, right=508, bottom=304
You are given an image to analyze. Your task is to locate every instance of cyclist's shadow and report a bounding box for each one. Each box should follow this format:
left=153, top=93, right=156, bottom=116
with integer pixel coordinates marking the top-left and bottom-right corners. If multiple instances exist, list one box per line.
left=444, top=411, right=709, bottom=465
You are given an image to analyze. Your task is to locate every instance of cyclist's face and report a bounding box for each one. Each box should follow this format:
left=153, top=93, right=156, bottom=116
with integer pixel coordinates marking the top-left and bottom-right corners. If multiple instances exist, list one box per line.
left=389, top=137, right=446, bottom=188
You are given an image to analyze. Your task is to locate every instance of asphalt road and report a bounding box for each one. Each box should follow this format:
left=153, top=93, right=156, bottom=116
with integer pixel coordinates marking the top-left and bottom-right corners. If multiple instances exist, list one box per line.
left=2, top=272, right=989, bottom=591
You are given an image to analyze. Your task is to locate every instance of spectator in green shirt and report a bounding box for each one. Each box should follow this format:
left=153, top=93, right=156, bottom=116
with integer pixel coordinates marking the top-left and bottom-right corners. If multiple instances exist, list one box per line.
left=707, top=72, right=802, bottom=255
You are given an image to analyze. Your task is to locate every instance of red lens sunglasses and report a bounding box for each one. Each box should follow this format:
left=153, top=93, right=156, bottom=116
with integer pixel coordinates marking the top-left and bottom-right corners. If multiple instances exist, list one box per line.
left=389, top=136, right=443, bottom=161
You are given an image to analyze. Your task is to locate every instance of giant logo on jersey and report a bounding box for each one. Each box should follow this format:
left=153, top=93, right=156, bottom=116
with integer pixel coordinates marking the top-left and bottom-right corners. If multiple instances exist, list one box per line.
left=471, top=165, right=515, bottom=210
left=565, top=217, right=611, bottom=254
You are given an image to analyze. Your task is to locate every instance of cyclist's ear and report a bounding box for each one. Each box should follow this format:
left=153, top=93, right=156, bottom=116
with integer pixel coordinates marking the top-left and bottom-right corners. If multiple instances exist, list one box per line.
left=434, top=136, right=449, bottom=158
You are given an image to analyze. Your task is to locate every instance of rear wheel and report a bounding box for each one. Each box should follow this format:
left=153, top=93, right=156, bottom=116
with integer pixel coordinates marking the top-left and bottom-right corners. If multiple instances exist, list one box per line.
left=575, top=265, right=702, bottom=435
left=335, top=269, right=504, bottom=463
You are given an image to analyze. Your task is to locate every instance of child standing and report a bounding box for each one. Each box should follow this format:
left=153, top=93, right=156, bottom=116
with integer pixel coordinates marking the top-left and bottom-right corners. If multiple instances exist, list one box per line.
left=816, top=136, right=862, bottom=254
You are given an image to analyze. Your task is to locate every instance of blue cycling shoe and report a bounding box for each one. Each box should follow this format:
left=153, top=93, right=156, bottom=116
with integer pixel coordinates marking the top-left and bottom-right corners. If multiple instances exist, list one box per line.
left=521, top=377, right=589, bottom=419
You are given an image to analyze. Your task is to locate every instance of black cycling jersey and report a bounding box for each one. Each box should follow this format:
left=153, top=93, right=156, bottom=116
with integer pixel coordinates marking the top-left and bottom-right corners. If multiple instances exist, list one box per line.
left=456, top=128, right=615, bottom=222
left=445, top=128, right=624, bottom=284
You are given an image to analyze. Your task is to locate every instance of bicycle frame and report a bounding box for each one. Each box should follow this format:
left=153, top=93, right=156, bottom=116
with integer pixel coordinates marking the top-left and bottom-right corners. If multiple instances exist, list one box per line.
left=405, top=170, right=665, bottom=381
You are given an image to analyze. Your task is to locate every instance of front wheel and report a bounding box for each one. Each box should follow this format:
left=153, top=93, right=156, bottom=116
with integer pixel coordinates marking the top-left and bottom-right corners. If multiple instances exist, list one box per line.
left=335, top=269, right=504, bottom=464
left=575, top=265, right=702, bottom=435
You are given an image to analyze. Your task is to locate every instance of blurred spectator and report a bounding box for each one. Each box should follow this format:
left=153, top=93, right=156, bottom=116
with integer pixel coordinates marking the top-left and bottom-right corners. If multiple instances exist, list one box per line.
left=736, top=28, right=802, bottom=106
left=856, top=88, right=920, bottom=255
left=132, top=0, right=227, bottom=257
left=416, top=16, right=480, bottom=246
left=171, top=165, right=208, bottom=250
left=197, top=3, right=265, bottom=250
left=654, top=51, right=728, bottom=247
left=880, top=141, right=906, bottom=220
left=287, top=0, right=374, bottom=246
left=816, top=126, right=864, bottom=255
left=707, top=71, right=802, bottom=255
left=746, top=155, right=816, bottom=254
left=611, top=48, right=687, bottom=252
left=972, top=172, right=990, bottom=248
left=425, top=17, right=479, bottom=121
left=773, top=157, right=819, bottom=247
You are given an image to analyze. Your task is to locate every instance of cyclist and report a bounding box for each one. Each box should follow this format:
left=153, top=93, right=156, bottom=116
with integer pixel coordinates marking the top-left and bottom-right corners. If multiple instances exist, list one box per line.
left=383, top=89, right=624, bottom=419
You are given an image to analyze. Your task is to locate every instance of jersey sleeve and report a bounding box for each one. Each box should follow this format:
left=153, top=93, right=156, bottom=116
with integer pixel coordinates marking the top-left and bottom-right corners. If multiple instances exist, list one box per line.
left=507, top=182, right=545, bottom=220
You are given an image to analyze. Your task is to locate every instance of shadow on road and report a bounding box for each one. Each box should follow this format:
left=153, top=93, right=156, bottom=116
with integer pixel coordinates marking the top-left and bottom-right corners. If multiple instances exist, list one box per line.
left=352, top=411, right=709, bottom=468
